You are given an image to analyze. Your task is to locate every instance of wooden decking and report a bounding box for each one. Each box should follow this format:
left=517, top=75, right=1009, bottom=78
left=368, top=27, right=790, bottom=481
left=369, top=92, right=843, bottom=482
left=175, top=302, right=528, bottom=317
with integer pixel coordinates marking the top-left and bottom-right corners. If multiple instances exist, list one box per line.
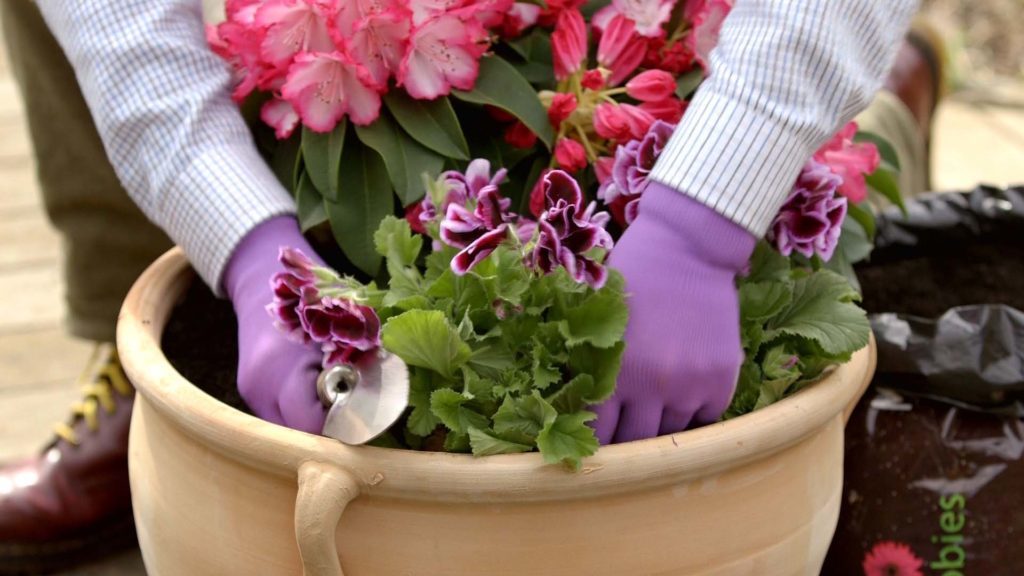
left=1, top=20, right=1023, bottom=576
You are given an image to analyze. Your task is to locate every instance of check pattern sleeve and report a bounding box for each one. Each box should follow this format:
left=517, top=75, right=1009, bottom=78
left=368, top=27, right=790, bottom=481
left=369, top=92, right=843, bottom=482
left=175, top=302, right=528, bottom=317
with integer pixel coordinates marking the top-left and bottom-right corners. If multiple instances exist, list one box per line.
left=648, top=0, right=920, bottom=236
left=37, top=0, right=297, bottom=293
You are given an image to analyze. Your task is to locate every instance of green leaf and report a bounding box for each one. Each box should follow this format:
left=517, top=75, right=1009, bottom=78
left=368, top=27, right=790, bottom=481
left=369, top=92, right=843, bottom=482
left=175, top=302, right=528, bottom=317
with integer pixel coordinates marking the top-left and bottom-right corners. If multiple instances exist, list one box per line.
left=468, top=427, right=533, bottom=456
left=444, top=431, right=471, bottom=452
left=301, top=121, right=347, bottom=200
left=453, top=56, right=555, bottom=149
left=384, top=92, right=469, bottom=160
left=536, top=412, right=599, bottom=470
left=325, top=143, right=393, bottom=276
left=295, top=173, right=327, bottom=232
left=374, top=216, right=423, bottom=267
left=493, top=391, right=557, bottom=441
left=823, top=243, right=861, bottom=294
left=865, top=168, right=906, bottom=214
left=845, top=199, right=876, bottom=242
left=354, top=111, right=445, bottom=206
left=854, top=130, right=900, bottom=172
left=467, top=341, right=516, bottom=379
left=407, top=368, right=443, bottom=436
left=531, top=341, right=563, bottom=391
left=739, top=281, right=793, bottom=322
left=745, top=241, right=791, bottom=284
left=547, top=374, right=595, bottom=413
left=558, top=292, right=629, bottom=349
left=567, top=341, right=624, bottom=404
left=675, top=69, right=703, bottom=99
left=382, top=310, right=472, bottom=379
left=764, top=270, right=869, bottom=357
left=270, top=133, right=302, bottom=191
left=430, top=388, right=491, bottom=434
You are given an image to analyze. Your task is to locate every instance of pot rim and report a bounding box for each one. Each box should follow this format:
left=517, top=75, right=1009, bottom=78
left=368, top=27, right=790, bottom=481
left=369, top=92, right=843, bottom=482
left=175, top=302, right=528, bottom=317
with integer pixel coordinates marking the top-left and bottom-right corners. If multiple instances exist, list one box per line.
left=118, top=248, right=875, bottom=503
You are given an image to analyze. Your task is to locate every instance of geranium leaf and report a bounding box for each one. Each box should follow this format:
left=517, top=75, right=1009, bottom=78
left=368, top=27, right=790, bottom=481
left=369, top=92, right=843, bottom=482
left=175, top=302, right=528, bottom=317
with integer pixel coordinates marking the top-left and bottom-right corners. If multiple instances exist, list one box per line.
left=567, top=341, right=624, bottom=404
left=493, top=391, right=556, bottom=440
left=546, top=374, right=595, bottom=413
left=536, top=412, right=599, bottom=470
left=468, top=427, right=533, bottom=456
left=301, top=121, right=346, bottom=200
left=745, top=241, right=791, bottom=284
left=558, top=291, right=629, bottom=349
left=374, top=216, right=423, bottom=267
left=865, top=168, right=906, bottom=215
left=430, top=388, right=491, bottom=434
left=354, top=110, right=444, bottom=206
left=325, top=142, right=392, bottom=276
left=382, top=310, right=472, bottom=379
left=384, top=92, right=469, bottom=160
left=739, top=281, right=793, bottom=322
left=531, top=341, right=563, bottom=391
left=453, top=56, right=555, bottom=149
left=845, top=199, right=876, bottom=242
left=764, top=270, right=869, bottom=356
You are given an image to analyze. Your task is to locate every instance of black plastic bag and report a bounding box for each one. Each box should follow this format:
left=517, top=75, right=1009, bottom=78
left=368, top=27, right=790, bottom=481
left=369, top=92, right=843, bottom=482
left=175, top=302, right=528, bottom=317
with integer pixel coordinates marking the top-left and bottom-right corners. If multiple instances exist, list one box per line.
left=824, top=186, right=1024, bottom=576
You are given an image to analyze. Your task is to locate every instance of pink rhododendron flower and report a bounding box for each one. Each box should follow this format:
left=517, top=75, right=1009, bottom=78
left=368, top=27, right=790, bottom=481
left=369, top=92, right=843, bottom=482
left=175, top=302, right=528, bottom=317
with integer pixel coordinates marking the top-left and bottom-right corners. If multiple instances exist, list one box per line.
left=862, top=541, right=925, bottom=576
left=814, top=121, right=880, bottom=203
left=552, top=9, right=588, bottom=80
left=536, top=0, right=586, bottom=26
left=281, top=51, right=382, bottom=130
left=347, top=10, right=413, bottom=87
left=255, top=0, right=337, bottom=69
left=554, top=138, right=588, bottom=172
left=207, top=3, right=281, bottom=101
left=499, top=2, right=541, bottom=37
left=334, top=0, right=404, bottom=36
left=598, top=120, right=675, bottom=226
left=407, top=0, right=464, bottom=25
left=598, top=0, right=675, bottom=38
left=768, top=159, right=848, bottom=261
left=399, top=14, right=488, bottom=99
left=683, top=0, right=733, bottom=70
left=260, top=97, right=301, bottom=139
left=597, top=14, right=647, bottom=85
left=625, top=69, right=676, bottom=102
left=531, top=171, right=614, bottom=289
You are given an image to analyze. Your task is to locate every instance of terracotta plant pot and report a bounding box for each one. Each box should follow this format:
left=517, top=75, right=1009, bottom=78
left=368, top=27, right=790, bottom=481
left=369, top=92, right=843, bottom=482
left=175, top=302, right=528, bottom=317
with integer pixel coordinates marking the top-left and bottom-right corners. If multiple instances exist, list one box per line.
left=118, top=248, right=876, bottom=576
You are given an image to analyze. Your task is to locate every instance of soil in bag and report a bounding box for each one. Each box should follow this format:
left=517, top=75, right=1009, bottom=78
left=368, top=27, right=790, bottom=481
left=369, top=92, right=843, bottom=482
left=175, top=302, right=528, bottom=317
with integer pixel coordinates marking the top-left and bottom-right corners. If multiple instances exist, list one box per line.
left=825, top=187, right=1024, bottom=576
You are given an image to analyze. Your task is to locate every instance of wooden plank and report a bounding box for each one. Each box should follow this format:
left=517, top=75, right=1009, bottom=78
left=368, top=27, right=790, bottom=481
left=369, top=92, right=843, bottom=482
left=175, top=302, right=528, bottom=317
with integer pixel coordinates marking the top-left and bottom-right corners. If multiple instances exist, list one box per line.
left=0, top=208, right=60, bottom=269
left=0, top=382, right=81, bottom=460
left=0, top=265, right=65, bottom=334
left=932, top=99, right=1024, bottom=192
left=0, top=326, right=94, bottom=392
left=0, top=159, right=41, bottom=213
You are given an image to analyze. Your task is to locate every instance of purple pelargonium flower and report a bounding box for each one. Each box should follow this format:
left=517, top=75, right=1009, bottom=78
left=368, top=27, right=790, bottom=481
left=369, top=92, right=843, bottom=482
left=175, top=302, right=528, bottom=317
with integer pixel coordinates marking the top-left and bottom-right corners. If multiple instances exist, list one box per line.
left=598, top=120, right=675, bottom=227
left=768, top=159, right=848, bottom=261
left=418, top=158, right=509, bottom=230
left=266, top=247, right=319, bottom=343
left=531, top=170, right=614, bottom=289
left=441, top=184, right=517, bottom=275
left=300, top=295, right=381, bottom=360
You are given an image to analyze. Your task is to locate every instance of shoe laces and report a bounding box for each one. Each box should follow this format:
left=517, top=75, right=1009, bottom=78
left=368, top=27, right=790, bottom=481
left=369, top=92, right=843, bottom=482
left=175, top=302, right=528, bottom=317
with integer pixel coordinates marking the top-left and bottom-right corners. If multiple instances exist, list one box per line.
left=53, top=344, right=133, bottom=446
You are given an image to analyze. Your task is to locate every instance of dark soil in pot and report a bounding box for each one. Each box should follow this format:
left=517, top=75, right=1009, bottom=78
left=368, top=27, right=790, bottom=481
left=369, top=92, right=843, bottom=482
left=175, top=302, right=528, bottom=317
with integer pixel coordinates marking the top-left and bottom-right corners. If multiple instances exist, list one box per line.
left=161, top=281, right=249, bottom=414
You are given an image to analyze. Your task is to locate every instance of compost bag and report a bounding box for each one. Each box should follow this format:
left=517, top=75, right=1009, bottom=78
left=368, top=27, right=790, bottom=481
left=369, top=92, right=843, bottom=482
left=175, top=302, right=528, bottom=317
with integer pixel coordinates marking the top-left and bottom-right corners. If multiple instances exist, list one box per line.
left=824, top=186, right=1024, bottom=576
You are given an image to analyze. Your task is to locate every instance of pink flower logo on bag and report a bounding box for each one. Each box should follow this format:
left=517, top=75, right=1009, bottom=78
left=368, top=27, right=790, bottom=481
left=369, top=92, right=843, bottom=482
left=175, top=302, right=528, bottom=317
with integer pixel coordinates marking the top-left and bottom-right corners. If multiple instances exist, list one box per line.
left=862, top=541, right=925, bottom=576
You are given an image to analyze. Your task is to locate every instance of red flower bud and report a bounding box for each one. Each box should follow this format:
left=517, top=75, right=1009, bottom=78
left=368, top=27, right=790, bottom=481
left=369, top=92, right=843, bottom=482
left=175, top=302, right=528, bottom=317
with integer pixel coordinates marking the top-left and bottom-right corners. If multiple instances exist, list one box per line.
left=581, top=69, right=607, bottom=90
left=554, top=137, right=588, bottom=172
left=552, top=9, right=588, bottom=80
left=640, top=97, right=688, bottom=123
left=504, top=121, right=538, bottom=149
left=547, top=92, right=579, bottom=128
left=626, top=70, right=677, bottom=102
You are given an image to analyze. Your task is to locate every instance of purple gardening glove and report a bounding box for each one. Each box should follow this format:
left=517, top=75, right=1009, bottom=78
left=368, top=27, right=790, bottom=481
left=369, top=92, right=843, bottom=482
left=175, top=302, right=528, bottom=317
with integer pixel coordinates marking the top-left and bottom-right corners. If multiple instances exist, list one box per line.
left=594, top=182, right=757, bottom=444
left=223, top=215, right=328, bottom=433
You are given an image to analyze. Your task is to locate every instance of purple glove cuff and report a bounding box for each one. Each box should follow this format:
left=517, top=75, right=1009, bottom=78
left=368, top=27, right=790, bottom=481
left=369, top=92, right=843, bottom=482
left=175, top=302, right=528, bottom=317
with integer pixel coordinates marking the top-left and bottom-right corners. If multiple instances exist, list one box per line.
left=640, top=181, right=757, bottom=272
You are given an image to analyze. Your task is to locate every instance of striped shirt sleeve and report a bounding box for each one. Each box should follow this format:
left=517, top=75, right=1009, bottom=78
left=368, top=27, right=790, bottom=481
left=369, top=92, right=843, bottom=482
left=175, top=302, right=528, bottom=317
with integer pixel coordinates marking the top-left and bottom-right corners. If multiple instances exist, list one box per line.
left=649, top=0, right=920, bottom=237
left=37, top=0, right=297, bottom=294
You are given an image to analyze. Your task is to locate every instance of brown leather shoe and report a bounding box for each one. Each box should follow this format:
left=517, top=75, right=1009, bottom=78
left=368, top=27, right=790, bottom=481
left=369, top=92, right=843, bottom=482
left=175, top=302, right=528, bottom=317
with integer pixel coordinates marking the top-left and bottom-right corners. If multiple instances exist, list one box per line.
left=0, top=345, right=137, bottom=575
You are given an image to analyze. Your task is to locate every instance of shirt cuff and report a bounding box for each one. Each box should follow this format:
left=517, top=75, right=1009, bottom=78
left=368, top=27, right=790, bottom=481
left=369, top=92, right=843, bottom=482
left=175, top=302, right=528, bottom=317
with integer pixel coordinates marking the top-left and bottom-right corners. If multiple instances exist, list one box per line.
left=164, top=144, right=297, bottom=294
left=648, top=83, right=812, bottom=238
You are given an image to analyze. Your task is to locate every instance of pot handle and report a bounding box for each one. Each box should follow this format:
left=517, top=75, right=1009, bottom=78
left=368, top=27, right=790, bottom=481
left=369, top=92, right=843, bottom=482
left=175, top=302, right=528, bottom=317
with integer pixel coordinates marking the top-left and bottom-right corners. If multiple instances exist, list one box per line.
left=294, top=461, right=361, bottom=576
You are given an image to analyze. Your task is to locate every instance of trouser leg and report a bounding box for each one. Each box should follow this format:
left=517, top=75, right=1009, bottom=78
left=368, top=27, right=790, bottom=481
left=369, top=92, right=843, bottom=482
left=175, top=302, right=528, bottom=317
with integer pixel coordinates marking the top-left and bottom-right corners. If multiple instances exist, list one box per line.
left=1, top=1, right=173, bottom=342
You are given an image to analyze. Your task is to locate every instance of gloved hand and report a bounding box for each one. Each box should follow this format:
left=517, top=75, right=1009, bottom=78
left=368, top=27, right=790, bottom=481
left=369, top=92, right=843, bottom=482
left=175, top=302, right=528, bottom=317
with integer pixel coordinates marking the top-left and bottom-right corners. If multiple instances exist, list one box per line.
left=223, top=215, right=327, bottom=433
left=594, top=182, right=756, bottom=444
